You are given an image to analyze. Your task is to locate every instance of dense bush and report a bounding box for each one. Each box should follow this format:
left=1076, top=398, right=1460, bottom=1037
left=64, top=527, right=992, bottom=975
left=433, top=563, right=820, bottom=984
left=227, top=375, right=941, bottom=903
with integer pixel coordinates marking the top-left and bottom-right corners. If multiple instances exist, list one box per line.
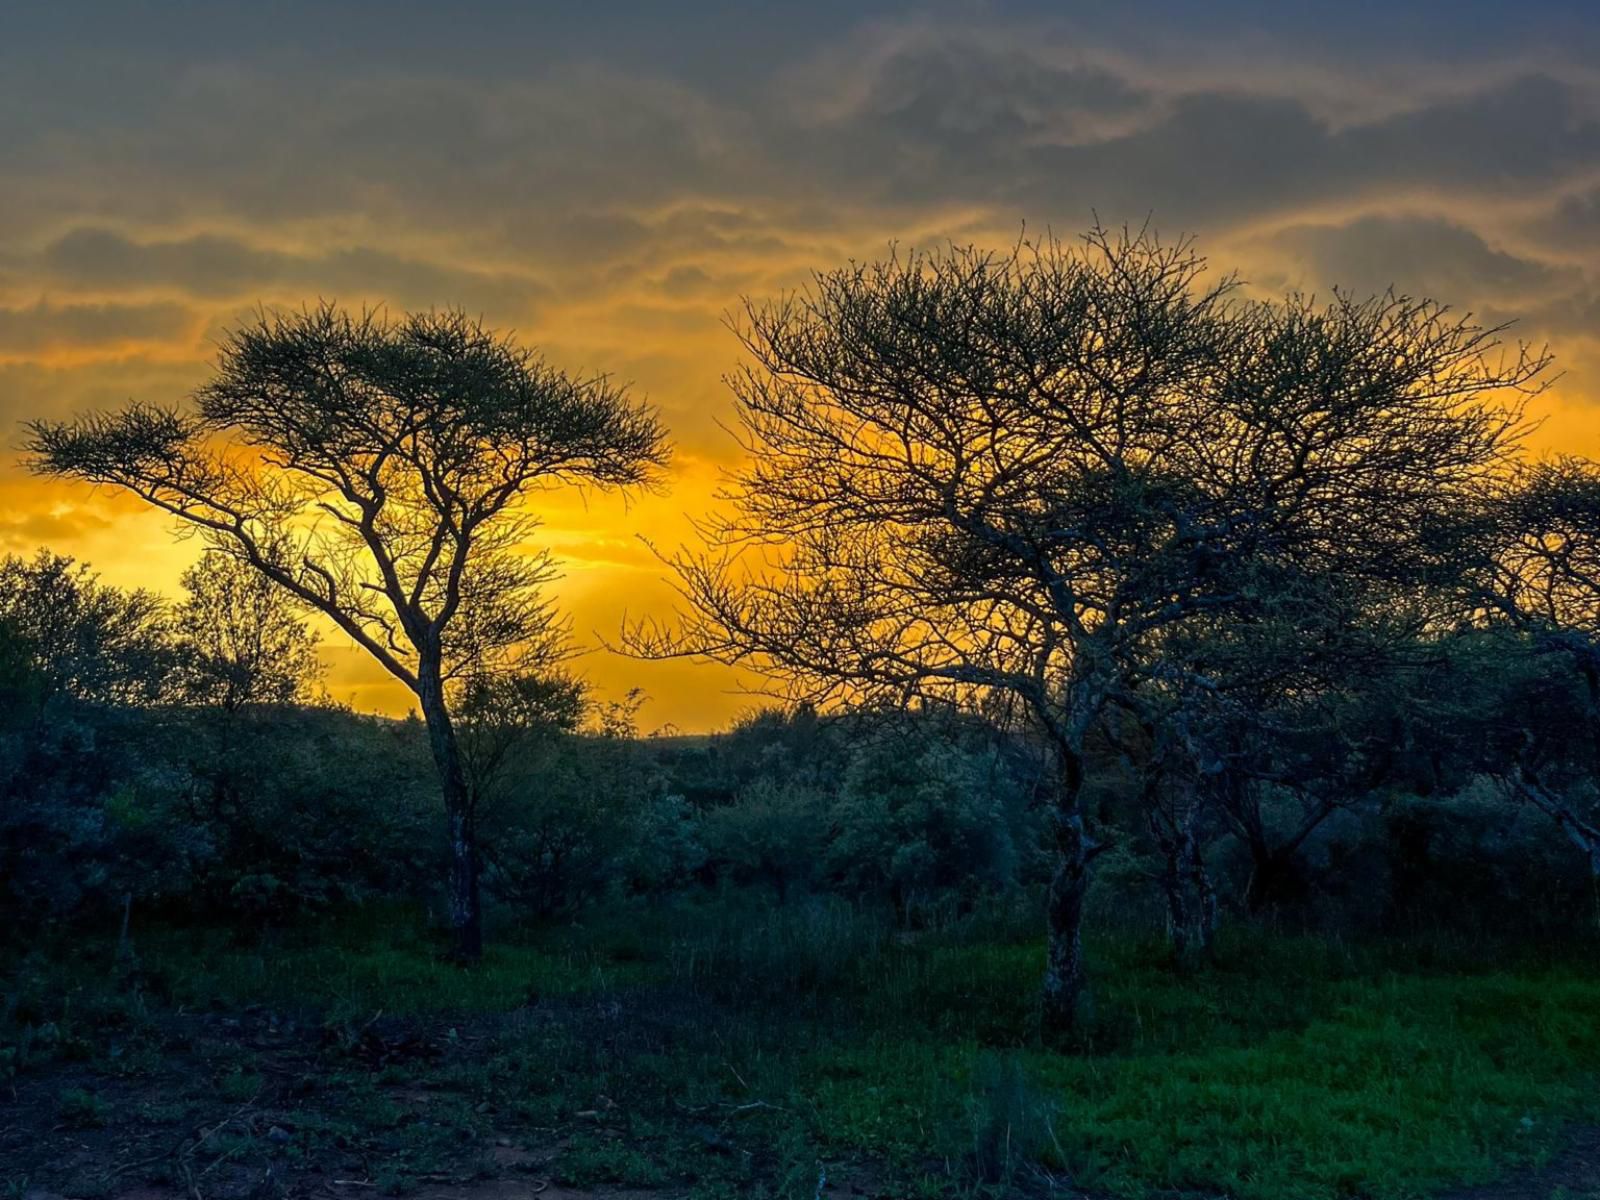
left=5, top=547, right=1600, bottom=955
left=6, top=681, right=1599, bottom=947
left=479, top=728, right=703, bottom=916
left=827, top=729, right=1036, bottom=923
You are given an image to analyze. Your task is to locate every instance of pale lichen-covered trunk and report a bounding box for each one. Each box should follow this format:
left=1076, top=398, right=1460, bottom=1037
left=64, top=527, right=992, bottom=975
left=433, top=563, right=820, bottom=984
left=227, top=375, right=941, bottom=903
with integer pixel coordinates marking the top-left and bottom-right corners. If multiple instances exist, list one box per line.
left=1160, top=795, right=1217, bottom=966
left=418, top=657, right=482, bottom=962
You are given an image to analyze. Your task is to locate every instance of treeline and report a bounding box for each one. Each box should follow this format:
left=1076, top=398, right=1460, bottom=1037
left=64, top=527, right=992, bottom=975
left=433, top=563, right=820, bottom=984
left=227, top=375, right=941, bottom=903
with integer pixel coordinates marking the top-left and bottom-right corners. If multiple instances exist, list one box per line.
left=2, top=545, right=1594, bottom=954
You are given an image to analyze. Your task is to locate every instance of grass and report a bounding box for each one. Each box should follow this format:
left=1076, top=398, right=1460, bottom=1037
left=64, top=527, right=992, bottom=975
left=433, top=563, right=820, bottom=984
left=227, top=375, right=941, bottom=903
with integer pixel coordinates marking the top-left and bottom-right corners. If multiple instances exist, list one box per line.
left=126, top=911, right=660, bottom=1019
left=3, top=898, right=1599, bottom=1199
left=799, top=969, right=1600, bottom=1196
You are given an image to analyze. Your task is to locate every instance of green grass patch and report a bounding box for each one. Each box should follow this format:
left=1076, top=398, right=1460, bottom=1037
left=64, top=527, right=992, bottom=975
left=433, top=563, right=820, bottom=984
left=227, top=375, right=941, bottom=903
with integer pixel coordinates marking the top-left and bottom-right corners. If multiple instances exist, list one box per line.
left=4, top=900, right=1598, bottom=1199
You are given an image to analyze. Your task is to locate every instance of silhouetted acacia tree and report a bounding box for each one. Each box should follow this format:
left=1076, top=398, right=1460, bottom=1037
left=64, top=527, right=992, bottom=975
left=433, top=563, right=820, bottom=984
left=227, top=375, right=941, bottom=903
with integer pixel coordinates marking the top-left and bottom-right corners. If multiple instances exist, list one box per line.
left=628, top=228, right=1545, bottom=1031
left=26, top=306, right=668, bottom=960
left=1465, top=458, right=1600, bottom=881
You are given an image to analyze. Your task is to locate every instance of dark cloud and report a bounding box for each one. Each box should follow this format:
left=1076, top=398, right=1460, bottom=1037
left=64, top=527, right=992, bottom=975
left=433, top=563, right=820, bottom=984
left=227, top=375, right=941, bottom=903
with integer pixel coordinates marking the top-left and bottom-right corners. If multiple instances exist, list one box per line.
left=0, top=358, right=215, bottom=424
left=1523, top=289, right=1600, bottom=341
left=24, top=228, right=545, bottom=315
left=1527, top=186, right=1600, bottom=252
left=1235, top=213, right=1600, bottom=350
left=795, top=63, right=1600, bottom=232
left=824, top=39, right=1153, bottom=150
left=4, top=26, right=1598, bottom=261
left=656, top=265, right=721, bottom=299
left=498, top=206, right=823, bottom=278
left=0, top=18, right=1595, bottom=368
left=0, top=300, right=193, bottom=354
left=1247, top=214, right=1575, bottom=303
left=1, top=66, right=756, bottom=242
left=1343, top=74, right=1600, bottom=197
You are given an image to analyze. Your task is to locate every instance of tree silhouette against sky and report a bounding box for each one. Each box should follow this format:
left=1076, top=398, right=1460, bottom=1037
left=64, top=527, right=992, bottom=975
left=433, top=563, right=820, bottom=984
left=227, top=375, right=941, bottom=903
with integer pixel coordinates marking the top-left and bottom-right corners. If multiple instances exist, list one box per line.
left=629, top=227, right=1548, bottom=1030
left=27, top=306, right=669, bottom=960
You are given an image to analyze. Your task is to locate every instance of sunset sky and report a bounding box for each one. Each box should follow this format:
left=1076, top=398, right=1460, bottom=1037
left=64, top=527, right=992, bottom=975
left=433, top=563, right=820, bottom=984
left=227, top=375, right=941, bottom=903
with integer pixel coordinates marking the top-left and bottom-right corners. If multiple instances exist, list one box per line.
left=5, top=0, right=1600, bottom=730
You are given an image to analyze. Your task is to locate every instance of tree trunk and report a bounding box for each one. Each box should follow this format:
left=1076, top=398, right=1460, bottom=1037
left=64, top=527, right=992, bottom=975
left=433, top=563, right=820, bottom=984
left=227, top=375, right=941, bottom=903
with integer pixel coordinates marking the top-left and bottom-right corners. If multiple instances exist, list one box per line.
left=1161, top=853, right=1192, bottom=963
left=1157, top=795, right=1216, bottom=967
left=418, top=660, right=481, bottom=963
left=446, top=799, right=482, bottom=961
left=1042, top=749, right=1090, bottom=1036
left=1168, top=824, right=1209, bottom=963
left=1242, top=835, right=1305, bottom=916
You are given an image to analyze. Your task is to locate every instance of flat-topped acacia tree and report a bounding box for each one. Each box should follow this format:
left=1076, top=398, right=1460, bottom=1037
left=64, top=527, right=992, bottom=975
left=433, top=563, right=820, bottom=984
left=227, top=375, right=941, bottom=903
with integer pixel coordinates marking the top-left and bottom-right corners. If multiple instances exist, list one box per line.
left=627, top=227, right=1546, bottom=1032
left=26, top=305, right=668, bottom=960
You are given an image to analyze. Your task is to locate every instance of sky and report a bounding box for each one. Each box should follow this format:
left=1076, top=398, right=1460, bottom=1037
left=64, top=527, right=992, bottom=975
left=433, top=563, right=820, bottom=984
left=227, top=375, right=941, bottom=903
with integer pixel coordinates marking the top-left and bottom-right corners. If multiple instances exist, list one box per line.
left=4, top=0, right=1600, bottom=730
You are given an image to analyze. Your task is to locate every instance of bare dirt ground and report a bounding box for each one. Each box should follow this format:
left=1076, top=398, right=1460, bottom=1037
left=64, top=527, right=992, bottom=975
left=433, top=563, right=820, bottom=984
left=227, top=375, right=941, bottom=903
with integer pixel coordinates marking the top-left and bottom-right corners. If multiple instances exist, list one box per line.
left=1, top=1004, right=710, bottom=1200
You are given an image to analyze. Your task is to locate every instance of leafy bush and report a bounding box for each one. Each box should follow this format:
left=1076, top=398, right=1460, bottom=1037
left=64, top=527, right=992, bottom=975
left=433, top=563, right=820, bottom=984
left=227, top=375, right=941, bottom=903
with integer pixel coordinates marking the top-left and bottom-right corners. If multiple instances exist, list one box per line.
left=828, top=729, right=1033, bottom=924
left=701, top=777, right=827, bottom=902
